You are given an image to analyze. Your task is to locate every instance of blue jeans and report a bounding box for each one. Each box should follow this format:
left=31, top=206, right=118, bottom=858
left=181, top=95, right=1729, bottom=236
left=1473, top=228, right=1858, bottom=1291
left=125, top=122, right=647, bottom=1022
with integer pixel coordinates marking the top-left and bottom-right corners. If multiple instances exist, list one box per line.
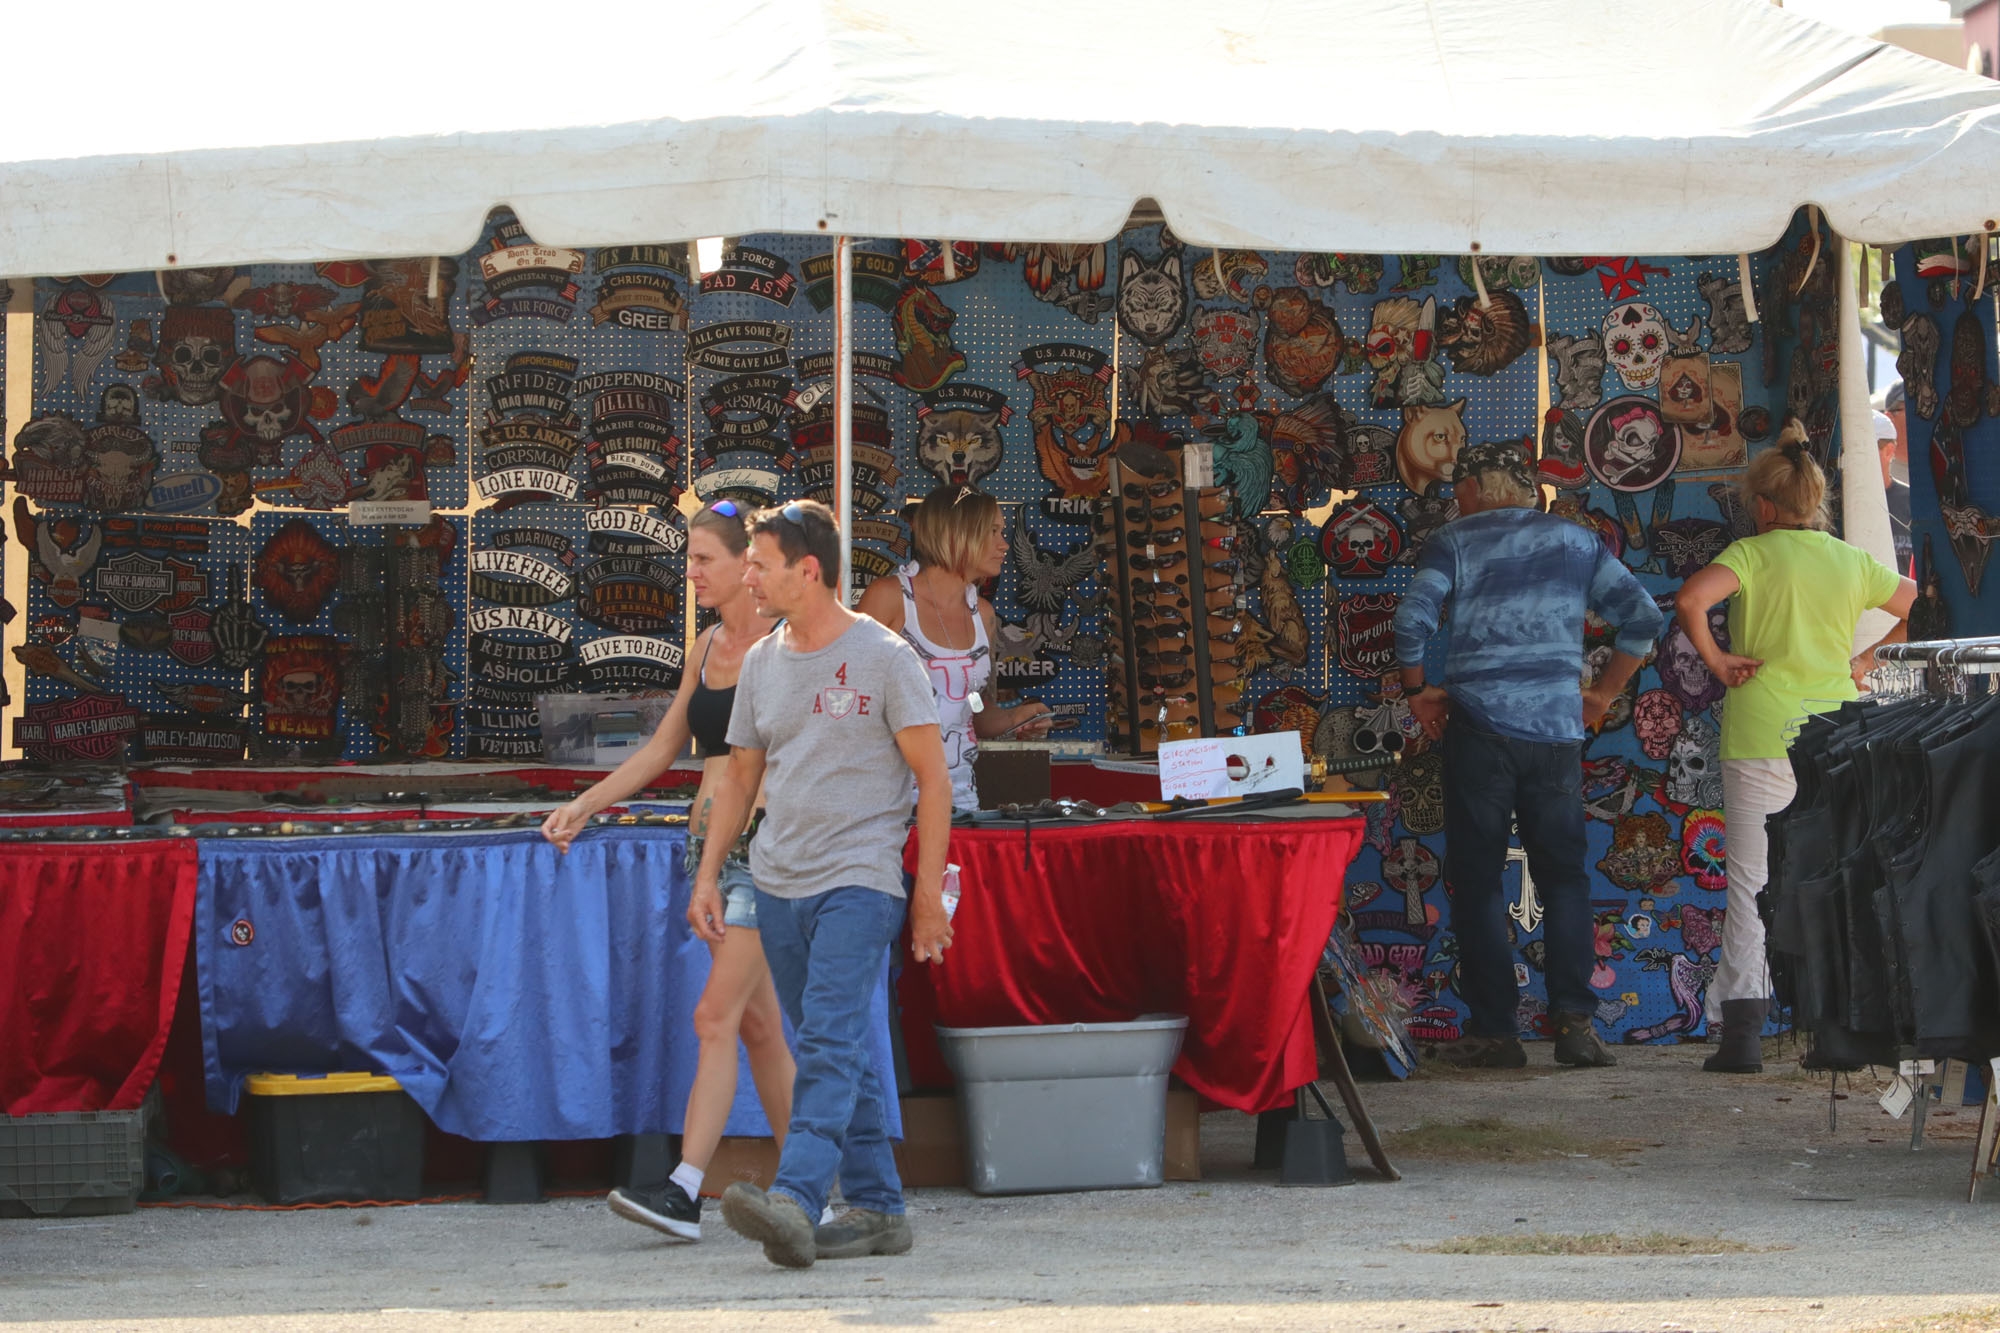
left=1442, top=720, right=1597, bottom=1036
left=753, top=885, right=907, bottom=1218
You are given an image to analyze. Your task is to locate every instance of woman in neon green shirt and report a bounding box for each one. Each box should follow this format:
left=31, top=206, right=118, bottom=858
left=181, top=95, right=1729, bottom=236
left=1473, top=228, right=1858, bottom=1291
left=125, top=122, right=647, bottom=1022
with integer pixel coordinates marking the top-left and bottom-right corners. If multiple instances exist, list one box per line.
left=1674, top=436, right=1914, bottom=1074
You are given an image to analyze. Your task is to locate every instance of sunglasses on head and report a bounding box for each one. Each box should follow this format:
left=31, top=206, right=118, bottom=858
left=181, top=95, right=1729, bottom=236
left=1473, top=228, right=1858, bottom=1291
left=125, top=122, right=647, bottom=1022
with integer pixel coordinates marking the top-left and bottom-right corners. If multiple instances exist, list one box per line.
left=707, top=499, right=742, bottom=518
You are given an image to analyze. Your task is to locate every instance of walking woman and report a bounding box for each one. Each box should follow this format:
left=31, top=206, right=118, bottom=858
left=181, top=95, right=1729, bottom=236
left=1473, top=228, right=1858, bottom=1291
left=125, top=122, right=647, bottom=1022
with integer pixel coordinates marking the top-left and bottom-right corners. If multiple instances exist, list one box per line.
left=856, top=486, right=1051, bottom=810
left=1673, top=432, right=1914, bottom=1073
left=541, top=500, right=792, bottom=1239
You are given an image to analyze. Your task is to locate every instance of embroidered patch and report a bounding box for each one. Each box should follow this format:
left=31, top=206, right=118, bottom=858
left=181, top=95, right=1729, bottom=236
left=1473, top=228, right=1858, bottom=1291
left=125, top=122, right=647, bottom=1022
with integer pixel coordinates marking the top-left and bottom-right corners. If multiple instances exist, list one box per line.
left=1320, top=499, right=1404, bottom=578
left=1585, top=397, right=1680, bottom=492
left=1335, top=593, right=1399, bottom=680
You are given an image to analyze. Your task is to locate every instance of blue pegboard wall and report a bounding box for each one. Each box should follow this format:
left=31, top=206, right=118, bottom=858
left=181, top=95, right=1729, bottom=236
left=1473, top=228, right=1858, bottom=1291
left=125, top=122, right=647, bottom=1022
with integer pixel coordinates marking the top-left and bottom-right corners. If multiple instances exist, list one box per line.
left=1893, top=237, right=2000, bottom=635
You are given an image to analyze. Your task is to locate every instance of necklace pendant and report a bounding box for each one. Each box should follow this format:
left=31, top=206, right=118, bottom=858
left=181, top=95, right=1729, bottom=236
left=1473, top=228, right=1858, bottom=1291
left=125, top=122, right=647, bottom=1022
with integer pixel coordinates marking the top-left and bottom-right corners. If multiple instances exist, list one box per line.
left=968, top=690, right=985, bottom=714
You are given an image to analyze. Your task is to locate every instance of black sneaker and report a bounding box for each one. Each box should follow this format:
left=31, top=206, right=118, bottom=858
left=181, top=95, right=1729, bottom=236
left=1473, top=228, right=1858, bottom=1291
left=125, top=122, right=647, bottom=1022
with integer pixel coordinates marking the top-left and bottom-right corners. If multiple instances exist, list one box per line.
left=607, top=1180, right=701, bottom=1241
left=1551, top=1012, right=1617, bottom=1067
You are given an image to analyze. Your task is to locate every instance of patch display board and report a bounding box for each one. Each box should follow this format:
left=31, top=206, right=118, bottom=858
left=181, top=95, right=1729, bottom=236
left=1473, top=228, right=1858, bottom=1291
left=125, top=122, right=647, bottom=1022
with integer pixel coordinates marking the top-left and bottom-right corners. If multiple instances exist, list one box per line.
left=1893, top=238, right=2000, bottom=634
left=25, top=262, right=470, bottom=519
left=13, top=511, right=253, bottom=766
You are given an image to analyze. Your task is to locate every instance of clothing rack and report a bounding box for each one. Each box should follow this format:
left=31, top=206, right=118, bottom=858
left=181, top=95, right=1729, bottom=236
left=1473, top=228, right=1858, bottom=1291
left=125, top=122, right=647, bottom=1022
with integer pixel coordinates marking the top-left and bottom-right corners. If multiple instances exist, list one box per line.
left=1868, top=635, right=2000, bottom=697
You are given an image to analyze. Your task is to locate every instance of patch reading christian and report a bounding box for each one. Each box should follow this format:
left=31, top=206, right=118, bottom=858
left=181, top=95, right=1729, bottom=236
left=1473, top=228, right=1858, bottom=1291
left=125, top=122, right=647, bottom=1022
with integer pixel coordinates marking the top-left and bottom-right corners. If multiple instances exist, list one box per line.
left=589, top=245, right=690, bottom=332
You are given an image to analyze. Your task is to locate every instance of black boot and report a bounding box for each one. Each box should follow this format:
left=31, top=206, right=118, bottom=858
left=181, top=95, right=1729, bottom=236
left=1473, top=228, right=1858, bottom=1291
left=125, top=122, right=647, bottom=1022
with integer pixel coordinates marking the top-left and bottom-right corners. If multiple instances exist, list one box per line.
left=1702, top=999, right=1765, bottom=1073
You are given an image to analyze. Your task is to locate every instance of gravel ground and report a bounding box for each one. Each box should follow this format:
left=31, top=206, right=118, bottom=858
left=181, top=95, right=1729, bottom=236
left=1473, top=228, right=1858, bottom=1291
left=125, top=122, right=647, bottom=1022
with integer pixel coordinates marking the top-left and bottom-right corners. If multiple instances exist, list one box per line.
left=3, top=1044, right=1997, bottom=1332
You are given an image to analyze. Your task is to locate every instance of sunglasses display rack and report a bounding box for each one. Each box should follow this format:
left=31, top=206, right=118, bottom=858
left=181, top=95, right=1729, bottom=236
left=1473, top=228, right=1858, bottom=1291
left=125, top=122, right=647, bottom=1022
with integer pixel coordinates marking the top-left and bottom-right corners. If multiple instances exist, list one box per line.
left=1095, top=464, right=1244, bottom=756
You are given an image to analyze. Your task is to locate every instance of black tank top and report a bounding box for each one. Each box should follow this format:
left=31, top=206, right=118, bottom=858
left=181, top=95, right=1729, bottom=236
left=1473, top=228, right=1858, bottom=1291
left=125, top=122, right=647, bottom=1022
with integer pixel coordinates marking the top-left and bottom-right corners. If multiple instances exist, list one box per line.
left=686, top=633, right=736, bottom=759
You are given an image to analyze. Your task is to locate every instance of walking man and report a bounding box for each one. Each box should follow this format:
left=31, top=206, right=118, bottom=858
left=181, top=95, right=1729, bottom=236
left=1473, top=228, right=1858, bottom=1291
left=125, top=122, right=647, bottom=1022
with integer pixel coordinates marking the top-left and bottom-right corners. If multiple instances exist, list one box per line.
left=1392, top=441, right=1664, bottom=1068
left=691, top=499, right=954, bottom=1268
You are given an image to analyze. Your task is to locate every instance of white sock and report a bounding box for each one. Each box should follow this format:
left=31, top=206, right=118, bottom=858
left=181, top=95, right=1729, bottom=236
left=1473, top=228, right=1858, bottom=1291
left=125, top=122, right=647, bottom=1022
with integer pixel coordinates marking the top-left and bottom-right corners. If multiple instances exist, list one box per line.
left=670, top=1162, right=704, bottom=1198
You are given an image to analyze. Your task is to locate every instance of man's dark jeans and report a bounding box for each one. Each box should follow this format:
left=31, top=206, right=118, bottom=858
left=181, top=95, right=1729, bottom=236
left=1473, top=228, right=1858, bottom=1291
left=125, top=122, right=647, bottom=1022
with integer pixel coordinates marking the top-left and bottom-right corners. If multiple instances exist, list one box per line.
left=1442, top=719, right=1598, bottom=1037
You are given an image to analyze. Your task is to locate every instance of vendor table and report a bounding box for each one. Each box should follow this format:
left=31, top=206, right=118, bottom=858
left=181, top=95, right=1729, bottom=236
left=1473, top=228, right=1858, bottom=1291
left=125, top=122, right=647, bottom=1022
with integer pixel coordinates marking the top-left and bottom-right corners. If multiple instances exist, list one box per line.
left=899, top=814, right=1365, bottom=1116
left=0, top=840, right=198, bottom=1114
left=190, top=825, right=899, bottom=1143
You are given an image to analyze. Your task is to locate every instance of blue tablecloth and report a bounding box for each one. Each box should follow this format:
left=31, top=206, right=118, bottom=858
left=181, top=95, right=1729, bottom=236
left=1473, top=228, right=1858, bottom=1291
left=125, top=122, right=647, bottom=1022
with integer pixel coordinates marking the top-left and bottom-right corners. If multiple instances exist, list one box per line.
left=195, top=826, right=902, bottom=1142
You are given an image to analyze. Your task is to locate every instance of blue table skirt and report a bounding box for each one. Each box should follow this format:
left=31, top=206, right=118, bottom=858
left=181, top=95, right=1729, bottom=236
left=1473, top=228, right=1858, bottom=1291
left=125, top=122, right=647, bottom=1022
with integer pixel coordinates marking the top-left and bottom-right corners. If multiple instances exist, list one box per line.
left=195, top=826, right=902, bottom=1142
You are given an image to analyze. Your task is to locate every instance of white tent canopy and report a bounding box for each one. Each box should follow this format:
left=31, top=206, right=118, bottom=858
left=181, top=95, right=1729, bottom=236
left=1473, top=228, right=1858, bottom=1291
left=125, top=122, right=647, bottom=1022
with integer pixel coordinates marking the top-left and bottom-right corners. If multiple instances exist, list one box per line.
left=6, top=0, right=2000, bottom=278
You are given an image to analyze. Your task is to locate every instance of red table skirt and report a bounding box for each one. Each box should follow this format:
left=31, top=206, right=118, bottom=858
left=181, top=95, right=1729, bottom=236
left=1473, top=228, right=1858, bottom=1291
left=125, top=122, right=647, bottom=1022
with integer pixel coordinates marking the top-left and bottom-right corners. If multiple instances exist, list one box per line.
left=900, top=816, right=1362, bottom=1114
left=0, top=840, right=199, bottom=1113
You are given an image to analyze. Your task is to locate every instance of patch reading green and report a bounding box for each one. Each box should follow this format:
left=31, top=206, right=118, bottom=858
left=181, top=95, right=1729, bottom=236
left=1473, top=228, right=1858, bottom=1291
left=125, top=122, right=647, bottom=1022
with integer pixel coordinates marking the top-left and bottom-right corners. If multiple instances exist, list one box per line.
left=1382, top=1116, right=1644, bottom=1161
left=1416, top=1231, right=1765, bottom=1257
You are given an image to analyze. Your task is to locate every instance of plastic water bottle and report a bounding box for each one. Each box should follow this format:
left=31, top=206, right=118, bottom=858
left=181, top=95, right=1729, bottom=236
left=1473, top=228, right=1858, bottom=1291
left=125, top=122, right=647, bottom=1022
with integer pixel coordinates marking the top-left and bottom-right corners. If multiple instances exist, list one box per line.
left=941, top=863, right=962, bottom=921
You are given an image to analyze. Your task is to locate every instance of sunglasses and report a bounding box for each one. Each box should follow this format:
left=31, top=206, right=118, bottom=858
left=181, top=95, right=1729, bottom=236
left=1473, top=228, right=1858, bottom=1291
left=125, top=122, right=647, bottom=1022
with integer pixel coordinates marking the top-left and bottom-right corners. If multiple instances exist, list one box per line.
left=1127, top=528, right=1186, bottom=549
left=1134, top=626, right=1190, bottom=645
left=1139, top=717, right=1202, bottom=738
left=1138, top=690, right=1198, bottom=706
left=1123, top=479, right=1180, bottom=500
left=1129, top=553, right=1187, bottom=573
left=1137, top=650, right=1192, bottom=668
left=1135, top=586, right=1191, bottom=608
left=1131, top=603, right=1188, bottom=627
left=1124, top=503, right=1183, bottom=524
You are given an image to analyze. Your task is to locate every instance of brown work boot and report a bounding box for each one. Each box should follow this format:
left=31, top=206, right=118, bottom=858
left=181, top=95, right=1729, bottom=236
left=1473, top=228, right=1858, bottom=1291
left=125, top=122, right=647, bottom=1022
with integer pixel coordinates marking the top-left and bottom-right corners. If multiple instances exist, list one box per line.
left=1552, top=1011, right=1617, bottom=1067
left=720, top=1183, right=816, bottom=1269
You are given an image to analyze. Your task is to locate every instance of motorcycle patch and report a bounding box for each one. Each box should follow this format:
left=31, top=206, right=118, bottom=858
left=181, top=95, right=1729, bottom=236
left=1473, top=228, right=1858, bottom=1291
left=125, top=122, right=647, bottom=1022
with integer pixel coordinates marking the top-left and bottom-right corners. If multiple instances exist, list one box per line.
left=255, top=519, right=342, bottom=624
left=1335, top=593, right=1399, bottom=678
left=1320, top=499, right=1405, bottom=578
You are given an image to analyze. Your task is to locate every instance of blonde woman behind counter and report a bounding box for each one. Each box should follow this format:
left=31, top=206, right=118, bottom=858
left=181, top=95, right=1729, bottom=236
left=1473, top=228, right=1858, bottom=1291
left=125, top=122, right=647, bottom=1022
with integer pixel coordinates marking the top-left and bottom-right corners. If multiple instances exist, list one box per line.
left=856, top=486, right=1052, bottom=811
left=540, top=499, right=792, bottom=1243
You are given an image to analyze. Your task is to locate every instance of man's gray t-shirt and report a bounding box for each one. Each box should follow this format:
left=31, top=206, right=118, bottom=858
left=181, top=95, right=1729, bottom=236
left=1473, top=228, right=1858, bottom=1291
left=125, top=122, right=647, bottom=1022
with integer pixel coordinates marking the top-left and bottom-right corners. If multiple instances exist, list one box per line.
left=727, top=615, right=938, bottom=899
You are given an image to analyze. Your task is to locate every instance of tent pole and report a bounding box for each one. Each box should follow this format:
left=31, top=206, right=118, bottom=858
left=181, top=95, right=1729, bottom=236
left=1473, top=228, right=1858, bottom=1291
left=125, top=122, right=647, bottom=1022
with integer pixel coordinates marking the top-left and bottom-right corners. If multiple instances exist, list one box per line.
left=834, top=234, right=855, bottom=601
left=1835, top=228, right=1898, bottom=655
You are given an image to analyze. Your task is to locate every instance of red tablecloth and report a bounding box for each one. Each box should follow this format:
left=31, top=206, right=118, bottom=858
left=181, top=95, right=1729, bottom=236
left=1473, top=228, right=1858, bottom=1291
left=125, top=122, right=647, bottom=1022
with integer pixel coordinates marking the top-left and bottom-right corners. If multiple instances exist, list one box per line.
left=0, top=840, right=199, bottom=1113
left=900, top=816, right=1362, bottom=1114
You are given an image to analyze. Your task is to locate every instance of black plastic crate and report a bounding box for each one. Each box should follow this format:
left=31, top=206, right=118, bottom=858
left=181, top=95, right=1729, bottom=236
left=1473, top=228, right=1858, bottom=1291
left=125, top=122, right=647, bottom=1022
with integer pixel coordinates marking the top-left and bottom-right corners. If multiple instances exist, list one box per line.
left=0, top=1086, right=158, bottom=1218
left=245, top=1074, right=426, bottom=1205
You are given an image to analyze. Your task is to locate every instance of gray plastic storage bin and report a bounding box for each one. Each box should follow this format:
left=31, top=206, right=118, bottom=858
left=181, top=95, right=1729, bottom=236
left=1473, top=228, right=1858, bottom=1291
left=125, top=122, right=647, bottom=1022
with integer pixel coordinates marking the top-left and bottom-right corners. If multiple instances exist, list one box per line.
left=935, top=1015, right=1188, bottom=1195
left=0, top=1086, right=158, bottom=1218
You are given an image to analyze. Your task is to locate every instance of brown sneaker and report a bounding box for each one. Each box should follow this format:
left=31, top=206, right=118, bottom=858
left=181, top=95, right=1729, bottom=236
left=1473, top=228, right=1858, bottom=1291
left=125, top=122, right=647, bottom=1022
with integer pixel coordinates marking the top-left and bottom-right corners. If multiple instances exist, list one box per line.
left=1432, top=1035, right=1528, bottom=1069
left=1552, top=1012, right=1617, bottom=1067
left=720, top=1183, right=816, bottom=1269
left=815, top=1208, right=913, bottom=1259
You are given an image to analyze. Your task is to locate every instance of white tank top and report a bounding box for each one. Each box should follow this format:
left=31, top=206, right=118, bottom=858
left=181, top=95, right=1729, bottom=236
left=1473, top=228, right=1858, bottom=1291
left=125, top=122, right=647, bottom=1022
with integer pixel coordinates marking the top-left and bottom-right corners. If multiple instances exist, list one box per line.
left=897, top=564, right=991, bottom=812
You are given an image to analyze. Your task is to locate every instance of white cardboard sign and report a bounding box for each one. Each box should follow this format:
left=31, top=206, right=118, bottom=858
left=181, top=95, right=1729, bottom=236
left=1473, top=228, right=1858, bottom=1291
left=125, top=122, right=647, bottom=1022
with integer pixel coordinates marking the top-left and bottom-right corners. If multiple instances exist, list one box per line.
left=1158, top=730, right=1305, bottom=801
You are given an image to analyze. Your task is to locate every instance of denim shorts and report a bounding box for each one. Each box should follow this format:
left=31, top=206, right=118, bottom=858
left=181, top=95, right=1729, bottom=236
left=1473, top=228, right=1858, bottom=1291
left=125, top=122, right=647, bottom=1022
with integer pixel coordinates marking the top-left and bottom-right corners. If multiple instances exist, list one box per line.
left=687, top=837, right=759, bottom=930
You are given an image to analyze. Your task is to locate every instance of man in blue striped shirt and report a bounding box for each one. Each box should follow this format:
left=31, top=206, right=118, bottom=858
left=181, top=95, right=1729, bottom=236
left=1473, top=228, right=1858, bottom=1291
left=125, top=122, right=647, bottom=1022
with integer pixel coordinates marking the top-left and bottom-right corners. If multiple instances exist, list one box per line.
left=1392, top=440, right=1664, bottom=1069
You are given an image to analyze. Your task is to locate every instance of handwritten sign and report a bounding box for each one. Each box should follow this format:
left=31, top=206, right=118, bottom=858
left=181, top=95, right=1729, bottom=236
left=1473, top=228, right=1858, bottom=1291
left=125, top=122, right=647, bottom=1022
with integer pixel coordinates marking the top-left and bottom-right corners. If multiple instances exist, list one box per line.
left=1158, top=731, right=1305, bottom=801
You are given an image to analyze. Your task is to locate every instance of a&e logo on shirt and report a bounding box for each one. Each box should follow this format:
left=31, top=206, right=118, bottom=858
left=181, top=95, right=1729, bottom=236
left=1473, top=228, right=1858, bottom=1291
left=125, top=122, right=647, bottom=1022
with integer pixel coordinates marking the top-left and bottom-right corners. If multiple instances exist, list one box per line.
left=814, top=663, right=871, bottom=720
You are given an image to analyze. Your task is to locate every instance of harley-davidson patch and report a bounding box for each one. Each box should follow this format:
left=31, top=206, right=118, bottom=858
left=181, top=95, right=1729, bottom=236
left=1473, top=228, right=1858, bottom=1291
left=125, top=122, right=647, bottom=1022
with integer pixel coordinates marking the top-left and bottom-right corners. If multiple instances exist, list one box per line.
left=96, top=551, right=173, bottom=614
left=134, top=712, right=246, bottom=763
left=14, top=692, right=140, bottom=763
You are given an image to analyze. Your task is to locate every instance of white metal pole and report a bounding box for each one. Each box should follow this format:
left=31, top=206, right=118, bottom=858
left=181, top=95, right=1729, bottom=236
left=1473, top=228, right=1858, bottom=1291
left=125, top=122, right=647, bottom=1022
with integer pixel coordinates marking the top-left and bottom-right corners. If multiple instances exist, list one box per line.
left=1836, top=229, right=1898, bottom=656
left=834, top=235, right=855, bottom=601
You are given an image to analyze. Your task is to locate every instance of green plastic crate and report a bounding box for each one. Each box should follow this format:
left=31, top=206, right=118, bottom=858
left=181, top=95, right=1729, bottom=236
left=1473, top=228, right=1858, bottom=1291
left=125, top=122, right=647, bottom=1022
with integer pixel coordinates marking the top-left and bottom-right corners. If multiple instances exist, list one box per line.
left=0, top=1087, right=157, bottom=1218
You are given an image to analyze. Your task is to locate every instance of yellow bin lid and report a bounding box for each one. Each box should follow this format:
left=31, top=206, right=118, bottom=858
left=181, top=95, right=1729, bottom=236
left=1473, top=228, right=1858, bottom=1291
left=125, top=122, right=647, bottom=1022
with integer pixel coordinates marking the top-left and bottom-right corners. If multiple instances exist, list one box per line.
left=244, top=1072, right=405, bottom=1096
